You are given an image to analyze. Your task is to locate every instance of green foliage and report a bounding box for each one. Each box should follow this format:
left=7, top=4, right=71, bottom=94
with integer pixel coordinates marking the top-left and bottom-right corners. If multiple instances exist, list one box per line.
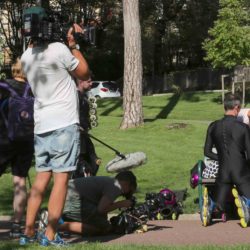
left=203, top=0, right=250, bottom=69
left=140, top=0, right=219, bottom=74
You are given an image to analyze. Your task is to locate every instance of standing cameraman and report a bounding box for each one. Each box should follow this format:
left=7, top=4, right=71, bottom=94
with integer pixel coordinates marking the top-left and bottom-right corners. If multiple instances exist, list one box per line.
left=20, top=24, right=90, bottom=246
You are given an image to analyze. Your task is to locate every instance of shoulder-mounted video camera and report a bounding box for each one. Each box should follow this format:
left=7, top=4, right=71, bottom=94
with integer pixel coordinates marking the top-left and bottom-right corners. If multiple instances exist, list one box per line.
left=23, top=6, right=96, bottom=46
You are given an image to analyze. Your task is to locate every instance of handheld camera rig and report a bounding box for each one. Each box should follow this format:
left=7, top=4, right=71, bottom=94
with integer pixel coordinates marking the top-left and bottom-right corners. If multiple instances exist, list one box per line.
left=23, top=6, right=96, bottom=46
left=110, top=189, right=186, bottom=234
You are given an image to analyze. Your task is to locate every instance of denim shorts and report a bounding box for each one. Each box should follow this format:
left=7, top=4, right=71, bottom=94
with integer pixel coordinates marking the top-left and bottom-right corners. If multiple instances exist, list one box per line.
left=34, top=124, right=80, bottom=173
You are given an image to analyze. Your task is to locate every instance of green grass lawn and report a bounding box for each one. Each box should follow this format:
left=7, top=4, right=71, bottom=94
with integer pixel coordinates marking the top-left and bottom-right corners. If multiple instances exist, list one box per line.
left=1, top=242, right=250, bottom=250
left=0, top=92, right=233, bottom=216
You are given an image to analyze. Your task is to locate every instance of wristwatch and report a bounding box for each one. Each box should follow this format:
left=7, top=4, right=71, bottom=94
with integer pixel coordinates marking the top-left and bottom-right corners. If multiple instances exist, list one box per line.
left=69, top=44, right=80, bottom=50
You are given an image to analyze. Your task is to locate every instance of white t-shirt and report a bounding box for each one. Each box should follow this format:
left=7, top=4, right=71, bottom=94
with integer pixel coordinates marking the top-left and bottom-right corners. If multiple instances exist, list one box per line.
left=237, top=108, right=250, bottom=126
left=21, top=42, right=79, bottom=134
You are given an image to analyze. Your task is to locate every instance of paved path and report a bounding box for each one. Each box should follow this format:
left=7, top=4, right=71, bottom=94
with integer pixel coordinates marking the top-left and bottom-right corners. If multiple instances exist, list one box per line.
left=1, top=217, right=250, bottom=246
left=79, top=220, right=250, bottom=246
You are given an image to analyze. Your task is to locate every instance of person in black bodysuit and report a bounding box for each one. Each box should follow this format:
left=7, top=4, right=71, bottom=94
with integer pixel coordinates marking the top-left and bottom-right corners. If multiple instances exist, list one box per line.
left=75, top=78, right=101, bottom=177
left=204, top=93, right=250, bottom=227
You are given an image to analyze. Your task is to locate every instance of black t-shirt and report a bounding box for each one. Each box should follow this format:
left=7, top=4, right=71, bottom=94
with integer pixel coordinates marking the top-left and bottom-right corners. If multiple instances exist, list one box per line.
left=66, top=176, right=122, bottom=205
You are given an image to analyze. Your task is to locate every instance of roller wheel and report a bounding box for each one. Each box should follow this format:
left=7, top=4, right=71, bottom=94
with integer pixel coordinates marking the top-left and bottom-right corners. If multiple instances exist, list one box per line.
left=156, top=212, right=163, bottom=220
left=221, top=213, right=227, bottom=222
left=172, top=212, right=177, bottom=220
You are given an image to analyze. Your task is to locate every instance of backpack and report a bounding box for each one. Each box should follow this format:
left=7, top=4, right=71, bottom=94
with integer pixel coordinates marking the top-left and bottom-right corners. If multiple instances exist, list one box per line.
left=0, top=81, right=34, bottom=141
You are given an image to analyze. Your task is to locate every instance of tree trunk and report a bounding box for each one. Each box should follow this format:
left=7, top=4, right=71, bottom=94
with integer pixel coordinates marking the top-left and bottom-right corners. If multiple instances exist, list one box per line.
left=120, top=0, right=144, bottom=129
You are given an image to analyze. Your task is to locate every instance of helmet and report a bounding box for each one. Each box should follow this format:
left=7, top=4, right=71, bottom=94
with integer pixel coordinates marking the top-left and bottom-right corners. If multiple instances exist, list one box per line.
left=190, top=173, right=199, bottom=189
left=159, top=188, right=176, bottom=206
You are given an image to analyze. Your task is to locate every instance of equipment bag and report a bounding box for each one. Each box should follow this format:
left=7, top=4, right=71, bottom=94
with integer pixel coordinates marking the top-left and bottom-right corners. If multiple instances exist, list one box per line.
left=0, top=82, right=34, bottom=141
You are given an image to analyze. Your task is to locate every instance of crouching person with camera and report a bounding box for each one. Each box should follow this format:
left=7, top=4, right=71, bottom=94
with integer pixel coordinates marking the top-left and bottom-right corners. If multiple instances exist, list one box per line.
left=19, top=24, right=90, bottom=247
left=48, top=171, right=137, bottom=236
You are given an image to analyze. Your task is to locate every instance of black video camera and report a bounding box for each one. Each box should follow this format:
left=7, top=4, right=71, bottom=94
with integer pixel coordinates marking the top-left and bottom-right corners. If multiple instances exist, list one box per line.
left=23, top=6, right=96, bottom=46
left=110, top=196, right=149, bottom=234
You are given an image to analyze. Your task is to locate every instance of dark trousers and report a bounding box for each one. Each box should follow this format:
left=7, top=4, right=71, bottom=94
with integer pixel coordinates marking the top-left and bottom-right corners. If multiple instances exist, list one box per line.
left=79, top=133, right=99, bottom=176
left=215, top=181, right=250, bottom=211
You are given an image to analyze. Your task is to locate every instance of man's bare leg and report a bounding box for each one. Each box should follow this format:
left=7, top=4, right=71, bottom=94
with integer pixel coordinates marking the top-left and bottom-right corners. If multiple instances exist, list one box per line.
left=59, top=221, right=111, bottom=235
left=13, top=176, right=27, bottom=223
left=24, top=171, right=52, bottom=237
left=45, top=172, right=69, bottom=240
left=59, top=221, right=83, bottom=234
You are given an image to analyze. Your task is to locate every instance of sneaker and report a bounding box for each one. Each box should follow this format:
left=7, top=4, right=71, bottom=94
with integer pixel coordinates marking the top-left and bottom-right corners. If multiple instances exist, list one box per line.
left=9, top=222, right=21, bottom=238
left=38, top=209, right=48, bottom=234
left=201, top=187, right=215, bottom=226
left=40, top=233, right=68, bottom=247
left=19, top=234, right=37, bottom=245
left=232, top=188, right=250, bottom=228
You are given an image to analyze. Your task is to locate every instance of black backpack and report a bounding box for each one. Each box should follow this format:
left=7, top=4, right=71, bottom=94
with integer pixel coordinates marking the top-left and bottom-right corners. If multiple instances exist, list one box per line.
left=0, top=82, right=34, bottom=141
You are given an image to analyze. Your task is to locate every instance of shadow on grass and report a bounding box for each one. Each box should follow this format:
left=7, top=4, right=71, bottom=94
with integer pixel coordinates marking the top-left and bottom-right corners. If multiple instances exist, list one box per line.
left=144, top=94, right=181, bottom=123
left=98, top=91, right=221, bottom=122
left=156, top=94, right=180, bottom=119
left=211, top=95, right=223, bottom=104
left=180, top=92, right=200, bottom=102
left=100, top=99, right=123, bottom=116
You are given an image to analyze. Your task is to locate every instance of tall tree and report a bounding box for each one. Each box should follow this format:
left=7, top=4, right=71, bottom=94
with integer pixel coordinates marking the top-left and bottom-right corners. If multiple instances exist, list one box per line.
left=203, top=0, right=250, bottom=69
left=178, top=0, right=219, bottom=68
left=120, top=0, right=143, bottom=129
left=0, top=1, right=28, bottom=61
left=139, top=0, right=219, bottom=76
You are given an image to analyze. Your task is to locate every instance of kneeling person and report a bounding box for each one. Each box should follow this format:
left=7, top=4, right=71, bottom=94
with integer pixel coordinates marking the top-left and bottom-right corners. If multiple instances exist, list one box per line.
left=60, top=171, right=137, bottom=235
left=204, top=93, right=250, bottom=227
